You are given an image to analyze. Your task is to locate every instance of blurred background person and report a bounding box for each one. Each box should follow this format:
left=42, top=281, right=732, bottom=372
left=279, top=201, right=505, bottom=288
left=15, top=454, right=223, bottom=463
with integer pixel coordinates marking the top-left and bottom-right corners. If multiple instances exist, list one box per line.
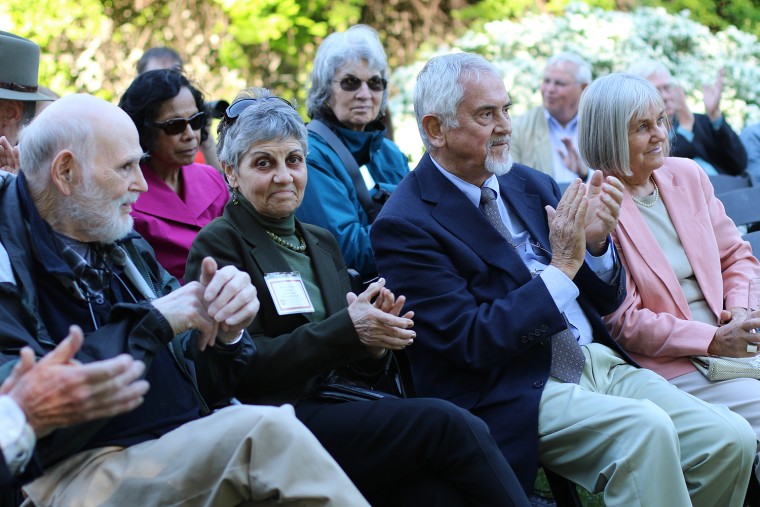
left=298, top=24, right=409, bottom=281
left=741, top=121, right=760, bottom=185
left=136, top=46, right=183, bottom=74
left=511, top=52, right=592, bottom=184
left=577, top=72, right=760, bottom=483
left=629, top=60, right=747, bottom=176
left=0, top=31, right=54, bottom=174
left=119, top=68, right=228, bottom=281
left=187, top=89, right=531, bottom=507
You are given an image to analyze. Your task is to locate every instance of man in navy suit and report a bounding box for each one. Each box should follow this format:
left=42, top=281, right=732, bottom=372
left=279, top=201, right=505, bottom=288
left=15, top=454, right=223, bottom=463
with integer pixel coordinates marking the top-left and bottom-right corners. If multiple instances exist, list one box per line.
left=370, top=52, right=756, bottom=506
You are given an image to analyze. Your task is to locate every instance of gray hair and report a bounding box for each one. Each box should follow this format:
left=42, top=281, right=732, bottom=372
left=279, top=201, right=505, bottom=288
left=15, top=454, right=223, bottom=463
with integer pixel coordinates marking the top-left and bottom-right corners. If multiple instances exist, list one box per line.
left=413, top=52, right=502, bottom=152
left=627, top=59, right=670, bottom=80
left=306, top=24, right=389, bottom=120
left=545, top=52, right=592, bottom=85
left=578, top=73, right=670, bottom=177
left=217, top=88, right=308, bottom=174
left=19, top=112, right=95, bottom=195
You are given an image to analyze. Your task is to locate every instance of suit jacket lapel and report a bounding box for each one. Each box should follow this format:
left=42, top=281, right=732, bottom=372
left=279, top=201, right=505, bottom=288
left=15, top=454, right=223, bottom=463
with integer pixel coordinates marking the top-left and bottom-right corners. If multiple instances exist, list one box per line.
left=657, top=170, right=723, bottom=315
left=499, top=171, right=552, bottom=253
left=536, top=117, right=554, bottom=177
left=616, top=176, right=692, bottom=318
left=226, top=204, right=313, bottom=323
left=416, top=155, right=532, bottom=283
left=300, top=225, right=345, bottom=316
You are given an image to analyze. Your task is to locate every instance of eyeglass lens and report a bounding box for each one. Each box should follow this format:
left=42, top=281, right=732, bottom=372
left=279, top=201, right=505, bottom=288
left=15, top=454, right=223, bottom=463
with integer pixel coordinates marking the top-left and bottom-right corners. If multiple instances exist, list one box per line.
left=338, top=76, right=387, bottom=92
left=153, top=111, right=206, bottom=135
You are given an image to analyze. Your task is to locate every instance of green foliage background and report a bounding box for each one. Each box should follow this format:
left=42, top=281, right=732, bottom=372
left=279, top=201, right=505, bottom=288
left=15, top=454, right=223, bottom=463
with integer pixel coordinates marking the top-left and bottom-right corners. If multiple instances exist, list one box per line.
left=3, top=0, right=759, bottom=113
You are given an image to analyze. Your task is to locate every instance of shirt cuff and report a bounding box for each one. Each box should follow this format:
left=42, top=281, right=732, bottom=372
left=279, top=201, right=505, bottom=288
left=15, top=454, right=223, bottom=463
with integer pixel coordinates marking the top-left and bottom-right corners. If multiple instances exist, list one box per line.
left=217, top=329, right=245, bottom=347
left=585, top=238, right=615, bottom=282
left=0, top=396, right=36, bottom=475
left=539, top=265, right=581, bottom=314
left=711, top=115, right=724, bottom=130
left=676, top=126, right=695, bottom=143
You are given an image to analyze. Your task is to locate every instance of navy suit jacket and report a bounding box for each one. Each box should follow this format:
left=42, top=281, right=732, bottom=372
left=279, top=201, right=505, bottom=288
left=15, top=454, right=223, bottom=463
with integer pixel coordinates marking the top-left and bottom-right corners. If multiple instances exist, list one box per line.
left=370, top=153, right=630, bottom=491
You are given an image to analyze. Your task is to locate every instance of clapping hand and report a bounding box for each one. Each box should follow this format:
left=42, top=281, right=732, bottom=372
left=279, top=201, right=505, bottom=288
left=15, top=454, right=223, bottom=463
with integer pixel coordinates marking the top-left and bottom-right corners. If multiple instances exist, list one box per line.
left=347, top=278, right=415, bottom=357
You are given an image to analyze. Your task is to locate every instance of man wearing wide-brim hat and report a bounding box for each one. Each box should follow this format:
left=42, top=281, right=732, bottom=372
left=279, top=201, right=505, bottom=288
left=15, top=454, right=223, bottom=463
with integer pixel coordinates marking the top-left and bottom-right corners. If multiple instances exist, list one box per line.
left=0, top=31, right=54, bottom=149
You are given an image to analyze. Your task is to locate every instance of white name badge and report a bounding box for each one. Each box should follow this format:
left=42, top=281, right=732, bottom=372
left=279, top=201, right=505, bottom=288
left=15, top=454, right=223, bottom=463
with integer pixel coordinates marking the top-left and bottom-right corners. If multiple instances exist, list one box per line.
left=359, top=164, right=376, bottom=191
left=264, top=272, right=315, bottom=315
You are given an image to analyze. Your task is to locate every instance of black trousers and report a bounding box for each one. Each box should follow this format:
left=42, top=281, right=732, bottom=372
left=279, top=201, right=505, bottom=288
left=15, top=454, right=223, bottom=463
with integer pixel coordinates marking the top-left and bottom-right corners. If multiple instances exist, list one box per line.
left=295, top=397, right=530, bottom=507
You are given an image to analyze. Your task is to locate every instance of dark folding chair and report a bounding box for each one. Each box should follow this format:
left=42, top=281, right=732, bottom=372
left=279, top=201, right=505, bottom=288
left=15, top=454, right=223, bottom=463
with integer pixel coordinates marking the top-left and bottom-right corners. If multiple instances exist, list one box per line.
left=709, top=173, right=752, bottom=196
left=544, top=468, right=583, bottom=507
left=719, top=187, right=760, bottom=231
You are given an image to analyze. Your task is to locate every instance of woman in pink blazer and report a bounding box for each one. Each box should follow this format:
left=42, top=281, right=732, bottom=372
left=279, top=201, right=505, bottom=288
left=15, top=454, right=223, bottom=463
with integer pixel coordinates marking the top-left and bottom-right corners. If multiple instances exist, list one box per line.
left=119, top=69, right=228, bottom=282
left=578, top=73, right=760, bottom=481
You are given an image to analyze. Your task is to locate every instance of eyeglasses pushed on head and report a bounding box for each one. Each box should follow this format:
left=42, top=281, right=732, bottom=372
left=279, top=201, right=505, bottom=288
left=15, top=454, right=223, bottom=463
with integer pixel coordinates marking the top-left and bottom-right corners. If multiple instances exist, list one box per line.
left=333, top=76, right=388, bottom=92
left=150, top=111, right=206, bottom=135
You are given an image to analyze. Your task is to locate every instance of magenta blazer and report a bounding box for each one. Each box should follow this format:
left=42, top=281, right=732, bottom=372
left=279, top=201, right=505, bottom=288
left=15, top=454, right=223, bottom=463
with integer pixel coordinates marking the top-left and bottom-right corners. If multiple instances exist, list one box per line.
left=131, top=162, right=229, bottom=282
left=604, top=157, right=760, bottom=379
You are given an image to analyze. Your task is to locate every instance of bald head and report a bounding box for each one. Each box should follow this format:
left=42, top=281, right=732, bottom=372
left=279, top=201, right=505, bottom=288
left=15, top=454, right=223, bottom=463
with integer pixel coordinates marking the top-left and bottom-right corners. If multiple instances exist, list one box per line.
left=20, top=94, right=139, bottom=187
left=19, top=94, right=147, bottom=243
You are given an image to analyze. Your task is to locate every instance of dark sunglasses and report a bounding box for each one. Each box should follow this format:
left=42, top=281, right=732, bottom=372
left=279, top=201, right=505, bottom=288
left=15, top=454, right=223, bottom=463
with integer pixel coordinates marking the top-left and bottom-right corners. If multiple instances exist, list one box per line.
left=219, top=97, right=296, bottom=135
left=150, top=111, right=206, bottom=135
left=224, top=96, right=296, bottom=121
left=334, top=76, right=387, bottom=92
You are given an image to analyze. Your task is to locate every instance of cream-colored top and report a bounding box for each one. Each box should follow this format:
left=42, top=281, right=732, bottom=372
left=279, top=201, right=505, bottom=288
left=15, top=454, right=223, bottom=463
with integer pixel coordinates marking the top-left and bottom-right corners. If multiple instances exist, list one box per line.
left=635, top=197, right=715, bottom=325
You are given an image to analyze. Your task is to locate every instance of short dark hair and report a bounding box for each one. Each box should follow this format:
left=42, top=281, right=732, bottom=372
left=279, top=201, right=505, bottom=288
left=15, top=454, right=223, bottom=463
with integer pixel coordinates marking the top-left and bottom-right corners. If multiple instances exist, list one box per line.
left=118, top=68, right=208, bottom=153
left=136, top=47, right=183, bottom=75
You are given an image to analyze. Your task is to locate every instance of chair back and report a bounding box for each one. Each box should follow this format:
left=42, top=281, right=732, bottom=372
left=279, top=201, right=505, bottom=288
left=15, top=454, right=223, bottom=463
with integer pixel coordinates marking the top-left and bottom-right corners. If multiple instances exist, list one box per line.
left=719, top=187, right=760, bottom=228
left=710, top=173, right=752, bottom=196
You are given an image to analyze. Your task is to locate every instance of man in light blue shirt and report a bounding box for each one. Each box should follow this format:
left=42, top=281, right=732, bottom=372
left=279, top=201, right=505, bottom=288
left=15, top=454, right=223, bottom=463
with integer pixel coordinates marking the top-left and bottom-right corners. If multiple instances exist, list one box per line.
left=511, top=52, right=592, bottom=184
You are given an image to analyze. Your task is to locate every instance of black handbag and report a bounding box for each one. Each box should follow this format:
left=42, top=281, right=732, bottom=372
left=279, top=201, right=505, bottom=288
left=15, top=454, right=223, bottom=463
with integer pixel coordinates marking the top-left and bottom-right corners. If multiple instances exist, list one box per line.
left=316, top=350, right=415, bottom=403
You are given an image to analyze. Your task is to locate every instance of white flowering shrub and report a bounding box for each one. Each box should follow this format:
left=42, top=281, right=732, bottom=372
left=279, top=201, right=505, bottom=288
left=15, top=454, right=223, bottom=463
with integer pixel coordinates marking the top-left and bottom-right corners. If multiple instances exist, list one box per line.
left=389, top=2, right=760, bottom=165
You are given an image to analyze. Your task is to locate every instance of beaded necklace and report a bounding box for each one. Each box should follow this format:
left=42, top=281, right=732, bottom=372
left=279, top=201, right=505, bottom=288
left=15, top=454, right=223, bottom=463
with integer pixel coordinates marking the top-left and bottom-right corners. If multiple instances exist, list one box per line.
left=631, top=176, right=659, bottom=208
left=266, top=229, right=307, bottom=253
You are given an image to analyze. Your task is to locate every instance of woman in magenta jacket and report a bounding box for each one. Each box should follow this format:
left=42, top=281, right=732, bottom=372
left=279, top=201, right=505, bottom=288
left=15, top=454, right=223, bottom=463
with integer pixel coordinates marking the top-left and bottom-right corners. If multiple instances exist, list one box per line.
left=119, top=69, right=228, bottom=281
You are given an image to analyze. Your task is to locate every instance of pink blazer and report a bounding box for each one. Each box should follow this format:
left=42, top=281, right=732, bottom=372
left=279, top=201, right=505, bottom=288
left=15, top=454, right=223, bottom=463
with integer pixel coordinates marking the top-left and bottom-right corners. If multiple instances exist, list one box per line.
left=604, top=157, right=760, bottom=379
left=131, top=162, right=229, bottom=282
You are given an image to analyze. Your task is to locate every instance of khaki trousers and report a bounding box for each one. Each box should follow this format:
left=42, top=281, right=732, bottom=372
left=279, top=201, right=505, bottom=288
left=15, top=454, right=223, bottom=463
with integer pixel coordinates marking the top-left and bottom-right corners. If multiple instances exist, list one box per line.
left=538, top=343, right=755, bottom=507
left=22, top=404, right=369, bottom=507
left=671, top=370, right=760, bottom=480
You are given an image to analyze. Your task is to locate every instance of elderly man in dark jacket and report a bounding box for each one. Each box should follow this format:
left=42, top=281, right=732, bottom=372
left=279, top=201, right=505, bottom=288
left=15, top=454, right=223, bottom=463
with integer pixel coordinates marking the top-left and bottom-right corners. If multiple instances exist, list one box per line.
left=0, top=94, right=368, bottom=507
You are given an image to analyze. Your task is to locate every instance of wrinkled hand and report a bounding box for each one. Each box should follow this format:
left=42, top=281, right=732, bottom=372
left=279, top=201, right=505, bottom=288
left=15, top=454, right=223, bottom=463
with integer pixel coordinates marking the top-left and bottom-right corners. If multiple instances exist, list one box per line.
left=1, top=325, right=149, bottom=438
left=347, top=278, right=415, bottom=357
left=151, top=257, right=259, bottom=350
left=546, top=179, right=588, bottom=279
left=198, top=257, right=259, bottom=346
left=583, top=172, right=624, bottom=255
left=709, top=307, right=760, bottom=357
left=703, top=68, right=724, bottom=122
left=0, top=136, right=20, bottom=174
left=559, top=137, right=587, bottom=179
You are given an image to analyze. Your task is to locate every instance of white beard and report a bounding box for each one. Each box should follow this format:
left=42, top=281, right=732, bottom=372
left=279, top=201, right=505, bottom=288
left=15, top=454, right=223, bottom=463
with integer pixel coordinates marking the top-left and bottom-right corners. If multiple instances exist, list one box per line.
left=485, top=150, right=513, bottom=176
left=63, top=178, right=138, bottom=244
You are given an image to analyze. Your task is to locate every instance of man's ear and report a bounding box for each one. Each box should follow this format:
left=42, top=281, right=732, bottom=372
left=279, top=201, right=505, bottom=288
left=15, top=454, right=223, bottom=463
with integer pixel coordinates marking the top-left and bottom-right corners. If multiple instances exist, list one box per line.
left=0, top=100, right=23, bottom=125
left=422, top=114, right=446, bottom=149
left=222, top=162, right=237, bottom=188
left=49, top=150, right=80, bottom=196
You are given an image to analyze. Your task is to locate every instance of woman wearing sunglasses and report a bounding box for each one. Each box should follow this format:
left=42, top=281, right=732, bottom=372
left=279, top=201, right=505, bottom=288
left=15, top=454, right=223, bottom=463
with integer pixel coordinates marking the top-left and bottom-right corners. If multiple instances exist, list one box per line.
left=118, top=68, right=228, bottom=282
left=297, top=24, right=409, bottom=282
